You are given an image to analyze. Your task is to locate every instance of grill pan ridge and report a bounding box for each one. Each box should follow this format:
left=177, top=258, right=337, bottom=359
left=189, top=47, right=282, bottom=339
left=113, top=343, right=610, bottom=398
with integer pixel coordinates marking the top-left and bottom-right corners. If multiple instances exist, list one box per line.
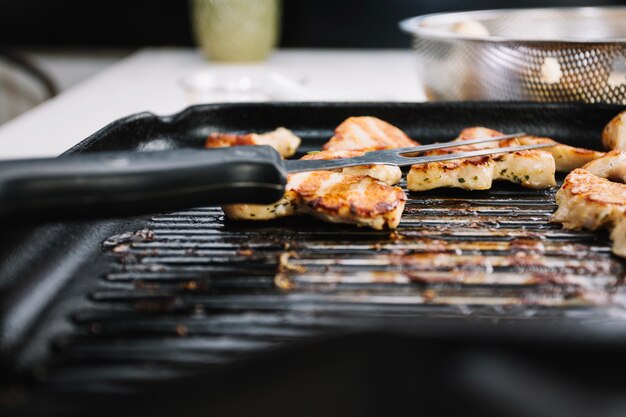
left=1, top=102, right=626, bottom=415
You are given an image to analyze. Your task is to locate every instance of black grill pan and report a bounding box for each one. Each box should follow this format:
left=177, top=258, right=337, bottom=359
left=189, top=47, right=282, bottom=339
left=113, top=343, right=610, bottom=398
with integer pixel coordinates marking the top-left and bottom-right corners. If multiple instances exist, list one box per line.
left=2, top=102, right=626, bottom=417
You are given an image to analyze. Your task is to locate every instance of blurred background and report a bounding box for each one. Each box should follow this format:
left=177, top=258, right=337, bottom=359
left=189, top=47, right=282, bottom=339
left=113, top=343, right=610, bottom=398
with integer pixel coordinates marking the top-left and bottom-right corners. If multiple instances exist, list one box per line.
left=2, top=0, right=624, bottom=48
left=0, top=0, right=624, bottom=137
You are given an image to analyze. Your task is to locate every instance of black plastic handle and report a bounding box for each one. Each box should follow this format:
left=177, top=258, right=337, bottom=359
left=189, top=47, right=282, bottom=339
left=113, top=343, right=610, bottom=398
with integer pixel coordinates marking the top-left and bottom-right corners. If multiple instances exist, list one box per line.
left=0, top=146, right=287, bottom=220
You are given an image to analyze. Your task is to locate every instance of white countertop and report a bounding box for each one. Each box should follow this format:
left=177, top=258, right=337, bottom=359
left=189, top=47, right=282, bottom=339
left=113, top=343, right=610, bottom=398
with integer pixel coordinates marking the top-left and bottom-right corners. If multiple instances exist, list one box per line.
left=0, top=48, right=424, bottom=159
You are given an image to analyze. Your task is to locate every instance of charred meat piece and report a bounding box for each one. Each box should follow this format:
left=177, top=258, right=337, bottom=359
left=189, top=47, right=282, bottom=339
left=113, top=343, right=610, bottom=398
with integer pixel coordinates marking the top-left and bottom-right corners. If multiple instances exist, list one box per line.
left=323, top=116, right=419, bottom=151
left=451, top=127, right=604, bottom=172
left=407, top=126, right=603, bottom=192
left=500, top=135, right=604, bottom=172
left=221, top=117, right=414, bottom=229
left=552, top=150, right=626, bottom=258
left=408, top=151, right=556, bottom=191
left=205, top=127, right=301, bottom=158
left=457, top=127, right=603, bottom=172
left=408, top=127, right=557, bottom=191
left=223, top=171, right=406, bottom=230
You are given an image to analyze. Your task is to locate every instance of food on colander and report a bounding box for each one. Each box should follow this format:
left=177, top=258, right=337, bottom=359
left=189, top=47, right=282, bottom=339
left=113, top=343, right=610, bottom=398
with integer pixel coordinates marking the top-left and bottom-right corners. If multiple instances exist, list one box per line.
left=401, top=8, right=626, bottom=104
left=406, top=127, right=602, bottom=192
left=539, top=57, right=563, bottom=84
left=552, top=150, right=626, bottom=258
left=223, top=171, right=406, bottom=230
left=607, top=71, right=626, bottom=88
left=216, top=116, right=414, bottom=229
left=205, top=127, right=301, bottom=158
left=602, top=109, right=626, bottom=151
left=451, top=20, right=490, bottom=36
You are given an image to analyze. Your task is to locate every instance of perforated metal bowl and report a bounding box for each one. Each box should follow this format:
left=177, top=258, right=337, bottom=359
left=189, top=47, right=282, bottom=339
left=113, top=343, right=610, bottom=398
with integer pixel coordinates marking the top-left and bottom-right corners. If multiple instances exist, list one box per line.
left=400, top=7, right=626, bottom=104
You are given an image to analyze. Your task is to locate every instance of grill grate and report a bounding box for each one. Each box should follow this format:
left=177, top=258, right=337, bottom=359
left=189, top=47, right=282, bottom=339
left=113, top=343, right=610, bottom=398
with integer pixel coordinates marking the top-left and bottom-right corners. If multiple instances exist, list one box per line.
left=29, top=177, right=625, bottom=397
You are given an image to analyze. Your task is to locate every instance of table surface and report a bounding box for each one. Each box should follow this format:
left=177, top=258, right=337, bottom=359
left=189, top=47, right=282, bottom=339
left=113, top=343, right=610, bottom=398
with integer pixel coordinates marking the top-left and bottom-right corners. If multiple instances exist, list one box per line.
left=0, top=48, right=424, bottom=159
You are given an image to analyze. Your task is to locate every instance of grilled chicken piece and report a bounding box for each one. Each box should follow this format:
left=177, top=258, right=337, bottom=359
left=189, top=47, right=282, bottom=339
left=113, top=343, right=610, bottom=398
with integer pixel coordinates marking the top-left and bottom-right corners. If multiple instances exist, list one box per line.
left=301, top=149, right=402, bottom=185
left=582, top=148, right=626, bottom=182
left=501, top=135, right=604, bottom=172
left=223, top=171, right=406, bottom=229
left=205, top=127, right=301, bottom=158
left=323, top=116, right=419, bottom=151
left=222, top=117, right=413, bottom=229
left=407, top=126, right=604, bottom=192
left=408, top=127, right=556, bottom=191
left=552, top=150, right=626, bottom=257
left=602, top=110, right=626, bottom=152
left=223, top=191, right=298, bottom=222
left=463, top=127, right=603, bottom=172
left=408, top=151, right=556, bottom=191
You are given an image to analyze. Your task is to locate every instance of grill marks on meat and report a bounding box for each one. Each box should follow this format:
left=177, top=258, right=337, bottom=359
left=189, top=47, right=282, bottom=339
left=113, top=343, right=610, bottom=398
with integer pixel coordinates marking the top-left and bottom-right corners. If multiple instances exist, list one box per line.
left=409, top=151, right=557, bottom=191
left=207, top=118, right=603, bottom=229
left=501, top=135, right=604, bottom=172
left=552, top=150, right=626, bottom=258
left=408, top=127, right=557, bottom=191
left=223, top=171, right=406, bottom=229
left=205, top=127, right=301, bottom=158
left=323, top=116, right=419, bottom=151
left=408, top=126, right=602, bottom=192
left=215, top=116, right=412, bottom=229
left=292, top=172, right=405, bottom=228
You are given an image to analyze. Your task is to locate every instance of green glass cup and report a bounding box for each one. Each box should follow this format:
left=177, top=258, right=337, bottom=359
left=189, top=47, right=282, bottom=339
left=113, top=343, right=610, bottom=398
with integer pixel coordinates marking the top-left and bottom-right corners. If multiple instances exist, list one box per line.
left=191, top=0, right=281, bottom=62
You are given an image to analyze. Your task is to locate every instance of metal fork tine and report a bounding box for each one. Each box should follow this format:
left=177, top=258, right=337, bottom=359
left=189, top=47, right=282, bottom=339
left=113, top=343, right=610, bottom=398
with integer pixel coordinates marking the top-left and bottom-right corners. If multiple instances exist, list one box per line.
left=284, top=143, right=554, bottom=172
left=392, top=132, right=526, bottom=155
left=388, top=143, right=554, bottom=167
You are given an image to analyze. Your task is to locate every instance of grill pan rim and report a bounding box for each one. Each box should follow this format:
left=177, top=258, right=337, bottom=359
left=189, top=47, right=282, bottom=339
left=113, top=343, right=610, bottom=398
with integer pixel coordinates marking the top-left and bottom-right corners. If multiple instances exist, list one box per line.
left=65, top=101, right=623, bottom=156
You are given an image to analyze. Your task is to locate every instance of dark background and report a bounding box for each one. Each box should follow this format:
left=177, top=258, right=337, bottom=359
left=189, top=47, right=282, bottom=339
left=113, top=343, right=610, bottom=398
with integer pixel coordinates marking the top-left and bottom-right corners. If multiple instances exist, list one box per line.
left=1, top=0, right=625, bottom=48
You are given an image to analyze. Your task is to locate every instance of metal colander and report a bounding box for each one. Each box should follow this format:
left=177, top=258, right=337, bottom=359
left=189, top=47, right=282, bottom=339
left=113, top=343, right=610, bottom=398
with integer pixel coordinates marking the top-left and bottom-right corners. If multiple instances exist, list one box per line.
left=400, top=7, right=626, bottom=104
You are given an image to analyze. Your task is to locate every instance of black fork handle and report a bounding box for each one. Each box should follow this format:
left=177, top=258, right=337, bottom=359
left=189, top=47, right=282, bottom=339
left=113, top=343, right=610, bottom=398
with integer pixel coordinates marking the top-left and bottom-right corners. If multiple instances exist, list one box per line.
left=0, top=146, right=287, bottom=220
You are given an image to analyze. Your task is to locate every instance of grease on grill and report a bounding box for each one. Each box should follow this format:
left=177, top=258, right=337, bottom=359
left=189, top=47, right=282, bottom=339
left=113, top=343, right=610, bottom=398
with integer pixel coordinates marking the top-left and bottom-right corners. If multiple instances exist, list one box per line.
left=101, top=182, right=626, bottom=317
left=278, top=252, right=307, bottom=273
left=45, top=190, right=624, bottom=397
left=102, top=228, right=156, bottom=252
